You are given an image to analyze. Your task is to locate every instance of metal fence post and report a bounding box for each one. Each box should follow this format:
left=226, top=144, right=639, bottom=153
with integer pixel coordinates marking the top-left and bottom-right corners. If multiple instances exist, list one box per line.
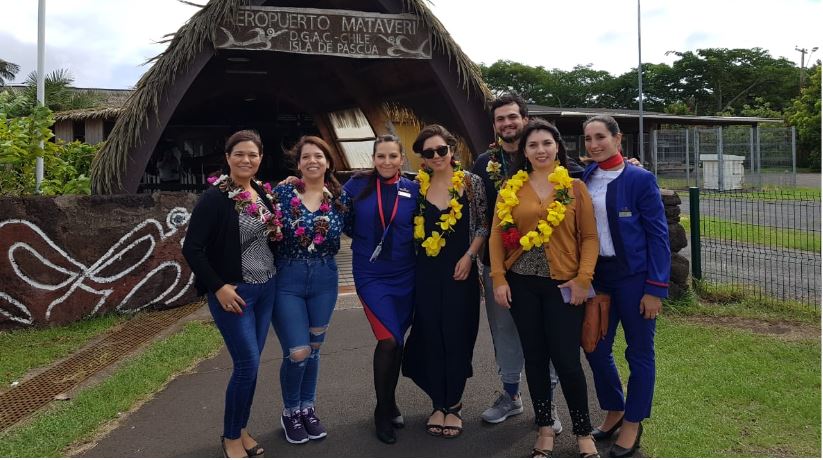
left=685, top=128, right=690, bottom=187
left=749, top=126, right=755, bottom=189
left=689, top=186, right=702, bottom=281
left=695, top=128, right=702, bottom=188
left=717, top=126, right=725, bottom=191
left=754, top=124, right=761, bottom=189
left=791, top=126, right=797, bottom=185
left=652, top=129, right=658, bottom=178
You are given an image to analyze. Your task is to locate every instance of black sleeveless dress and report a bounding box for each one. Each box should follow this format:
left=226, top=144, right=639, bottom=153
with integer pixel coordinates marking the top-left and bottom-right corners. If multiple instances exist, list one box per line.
left=402, top=192, right=480, bottom=408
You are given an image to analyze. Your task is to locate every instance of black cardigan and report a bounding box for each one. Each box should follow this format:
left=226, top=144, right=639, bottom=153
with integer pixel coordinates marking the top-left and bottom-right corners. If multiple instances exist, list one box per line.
left=182, top=181, right=276, bottom=295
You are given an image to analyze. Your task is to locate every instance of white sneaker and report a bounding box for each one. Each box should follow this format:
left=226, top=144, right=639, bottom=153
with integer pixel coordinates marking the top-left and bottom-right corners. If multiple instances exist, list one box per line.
left=551, top=402, right=563, bottom=434
left=481, top=391, right=524, bottom=423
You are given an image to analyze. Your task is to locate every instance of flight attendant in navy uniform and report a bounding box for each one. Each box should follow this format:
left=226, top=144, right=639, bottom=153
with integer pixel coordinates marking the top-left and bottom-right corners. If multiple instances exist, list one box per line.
left=343, top=134, right=419, bottom=444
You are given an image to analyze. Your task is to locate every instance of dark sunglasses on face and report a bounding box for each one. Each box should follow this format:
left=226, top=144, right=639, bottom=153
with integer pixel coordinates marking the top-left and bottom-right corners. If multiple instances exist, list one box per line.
left=420, top=145, right=450, bottom=159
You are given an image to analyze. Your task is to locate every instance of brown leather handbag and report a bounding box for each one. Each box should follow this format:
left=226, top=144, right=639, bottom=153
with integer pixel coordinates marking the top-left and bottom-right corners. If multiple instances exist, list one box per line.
left=581, top=293, right=611, bottom=353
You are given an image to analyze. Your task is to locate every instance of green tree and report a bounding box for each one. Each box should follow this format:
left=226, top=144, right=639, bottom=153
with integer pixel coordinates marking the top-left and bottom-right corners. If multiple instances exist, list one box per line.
left=785, top=65, right=822, bottom=170
left=0, top=105, right=95, bottom=195
left=23, top=69, right=100, bottom=112
left=0, top=58, right=20, bottom=87
left=666, top=48, right=798, bottom=115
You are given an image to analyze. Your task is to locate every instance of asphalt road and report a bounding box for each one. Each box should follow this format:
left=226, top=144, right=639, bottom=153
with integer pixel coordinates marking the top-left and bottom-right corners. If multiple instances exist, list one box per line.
left=80, top=297, right=638, bottom=458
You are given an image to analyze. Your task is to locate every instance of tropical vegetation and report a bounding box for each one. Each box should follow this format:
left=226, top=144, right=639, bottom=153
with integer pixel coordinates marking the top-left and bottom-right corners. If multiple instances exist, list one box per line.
left=479, top=47, right=822, bottom=169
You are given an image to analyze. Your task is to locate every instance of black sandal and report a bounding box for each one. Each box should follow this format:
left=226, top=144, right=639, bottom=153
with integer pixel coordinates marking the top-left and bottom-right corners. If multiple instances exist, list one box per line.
left=442, top=403, right=463, bottom=439
left=531, top=431, right=555, bottom=458
left=426, top=408, right=446, bottom=437
left=244, top=444, right=264, bottom=457
left=220, top=436, right=249, bottom=458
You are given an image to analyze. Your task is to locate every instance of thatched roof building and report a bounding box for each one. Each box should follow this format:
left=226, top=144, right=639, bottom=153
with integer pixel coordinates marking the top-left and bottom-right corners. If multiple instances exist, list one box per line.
left=90, top=0, right=491, bottom=194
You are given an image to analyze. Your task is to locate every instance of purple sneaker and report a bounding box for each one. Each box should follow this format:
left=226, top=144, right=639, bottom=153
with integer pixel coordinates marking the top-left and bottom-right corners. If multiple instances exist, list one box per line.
left=301, top=406, right=327, bottom=440
left=280, top=409, right=309, bottom=444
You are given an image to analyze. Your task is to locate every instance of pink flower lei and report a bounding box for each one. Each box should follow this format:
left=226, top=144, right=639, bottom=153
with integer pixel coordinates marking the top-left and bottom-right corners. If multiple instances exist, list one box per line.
left=290, top=179, right=333, bottom=252
left=208, top=174, right=284, bottom=242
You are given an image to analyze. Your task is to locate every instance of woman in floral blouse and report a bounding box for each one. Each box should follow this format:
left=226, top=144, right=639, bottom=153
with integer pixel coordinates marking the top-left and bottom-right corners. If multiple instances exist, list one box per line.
left=271, top=136, right=351, bottom=445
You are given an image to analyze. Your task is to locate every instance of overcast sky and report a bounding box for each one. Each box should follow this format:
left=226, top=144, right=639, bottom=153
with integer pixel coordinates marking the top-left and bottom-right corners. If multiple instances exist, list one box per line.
left=1, top=0, right=820, bottom=89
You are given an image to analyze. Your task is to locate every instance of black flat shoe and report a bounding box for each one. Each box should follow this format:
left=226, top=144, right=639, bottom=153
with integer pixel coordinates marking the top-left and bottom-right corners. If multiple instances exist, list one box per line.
left=591, top=415, right=623, bottom=440
left=608, top=422, right=642, bottom=458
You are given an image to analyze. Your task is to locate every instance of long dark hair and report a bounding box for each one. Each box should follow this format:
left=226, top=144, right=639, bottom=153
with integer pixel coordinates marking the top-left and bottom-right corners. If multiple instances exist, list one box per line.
left=354, top=134, right=404, bottom=202
left=508, top=119, right=568, bottom=175
left=412, top=124, right=459, bottom=169
left=289, top=135, right=346, bottom=211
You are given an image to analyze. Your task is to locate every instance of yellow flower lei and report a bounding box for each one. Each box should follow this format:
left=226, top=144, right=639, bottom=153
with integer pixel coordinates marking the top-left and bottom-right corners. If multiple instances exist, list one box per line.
left=414, top=166, right=465, bottom=257
left=495, top=163, right=574, bottom=251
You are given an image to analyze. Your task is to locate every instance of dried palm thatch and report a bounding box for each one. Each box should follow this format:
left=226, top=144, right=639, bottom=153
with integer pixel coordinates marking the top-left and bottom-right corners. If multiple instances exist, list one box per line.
left=54, top=106, right=123, bottom=122
left=91, top=0, right=491, bottom=194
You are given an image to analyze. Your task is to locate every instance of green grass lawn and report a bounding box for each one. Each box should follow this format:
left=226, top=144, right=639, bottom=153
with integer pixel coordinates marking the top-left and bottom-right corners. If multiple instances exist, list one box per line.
left=667, top=282, right=821, bottom=324
left=0, top=314, right=124, bottom=384
left=0, top=321, right=223, bottom=457
left=680, top=215, right=820, bottom=252
left=610, top=316, right=820, bottom=457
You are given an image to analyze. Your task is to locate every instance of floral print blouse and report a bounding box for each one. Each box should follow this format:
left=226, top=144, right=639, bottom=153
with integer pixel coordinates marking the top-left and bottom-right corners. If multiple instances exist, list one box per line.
left=273, top=183, right=352, bottom=260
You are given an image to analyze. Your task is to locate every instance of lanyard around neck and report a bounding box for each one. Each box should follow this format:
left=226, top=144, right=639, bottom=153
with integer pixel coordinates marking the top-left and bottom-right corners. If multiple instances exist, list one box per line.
left=376, top=178, right=400, bottom=233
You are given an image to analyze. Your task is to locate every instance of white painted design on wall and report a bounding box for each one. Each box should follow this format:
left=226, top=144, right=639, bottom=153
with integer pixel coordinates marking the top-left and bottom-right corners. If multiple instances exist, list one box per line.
left=0, top=208, right=194, bottom=325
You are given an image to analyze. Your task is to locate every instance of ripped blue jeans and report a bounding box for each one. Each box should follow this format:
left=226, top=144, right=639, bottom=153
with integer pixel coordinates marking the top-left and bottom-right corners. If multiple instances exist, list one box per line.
left=272, top=257, right=338, bottom=410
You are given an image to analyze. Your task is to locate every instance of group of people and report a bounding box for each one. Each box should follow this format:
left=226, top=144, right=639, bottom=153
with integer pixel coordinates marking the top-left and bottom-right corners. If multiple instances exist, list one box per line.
left=181, top=92, right=670, bottom=458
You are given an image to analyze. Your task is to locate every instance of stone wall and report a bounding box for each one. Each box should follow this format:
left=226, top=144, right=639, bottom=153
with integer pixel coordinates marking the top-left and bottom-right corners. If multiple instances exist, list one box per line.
left=661, top=189, right=690, bottom=299
left=0, top=192, right=200, bottom=327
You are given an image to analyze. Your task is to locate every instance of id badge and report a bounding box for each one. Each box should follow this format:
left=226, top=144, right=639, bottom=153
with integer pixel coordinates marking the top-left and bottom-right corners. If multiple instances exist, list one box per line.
left=398, top=188, right=411, bottom=198
left=369, top=242, right=383, bottom=262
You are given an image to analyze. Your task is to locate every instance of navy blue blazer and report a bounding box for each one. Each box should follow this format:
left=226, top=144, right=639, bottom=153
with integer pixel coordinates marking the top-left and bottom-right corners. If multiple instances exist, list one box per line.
left=581, top=161, right=671, bottom=298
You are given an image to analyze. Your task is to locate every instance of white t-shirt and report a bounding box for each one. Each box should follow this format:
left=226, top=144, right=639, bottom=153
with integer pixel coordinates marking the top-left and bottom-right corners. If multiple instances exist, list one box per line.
left=587, top=167, right=623, bottom=256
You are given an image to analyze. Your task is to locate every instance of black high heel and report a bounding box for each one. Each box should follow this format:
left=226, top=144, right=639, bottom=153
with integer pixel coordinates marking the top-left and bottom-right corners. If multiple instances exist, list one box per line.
left=608, top=422, right=642, bottom=458
left=591, top=415, right=623, bottom=440
left=375, top=408, right=397, bottom=444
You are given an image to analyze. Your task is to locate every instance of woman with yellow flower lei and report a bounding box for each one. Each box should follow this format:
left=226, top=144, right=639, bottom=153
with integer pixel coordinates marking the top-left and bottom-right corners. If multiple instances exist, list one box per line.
left=488, top=119, right=601, bottom=458
left=403, top=124, right=487, bottom=440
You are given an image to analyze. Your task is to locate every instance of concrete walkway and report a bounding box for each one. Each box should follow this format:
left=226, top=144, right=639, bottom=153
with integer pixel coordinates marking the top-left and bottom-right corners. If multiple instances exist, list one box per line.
left=78, top=300, right=636, bottom=458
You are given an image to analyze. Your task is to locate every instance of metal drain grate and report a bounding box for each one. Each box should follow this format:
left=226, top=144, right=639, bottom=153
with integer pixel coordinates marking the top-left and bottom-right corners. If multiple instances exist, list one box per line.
left=0, top=302, right=204, bottom=432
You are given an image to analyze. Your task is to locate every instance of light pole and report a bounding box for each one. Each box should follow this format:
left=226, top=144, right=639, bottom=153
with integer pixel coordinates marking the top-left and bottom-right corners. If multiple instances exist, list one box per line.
left=35, top=0, right=46, bottom=194
left=637, top=0, right=644, bottom=165
left=795, top=45, right=819, bottom=88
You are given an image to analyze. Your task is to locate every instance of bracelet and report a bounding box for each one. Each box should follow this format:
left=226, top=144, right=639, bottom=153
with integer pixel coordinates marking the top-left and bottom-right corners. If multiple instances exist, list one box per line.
left=465, top=249, right=477, bottom=260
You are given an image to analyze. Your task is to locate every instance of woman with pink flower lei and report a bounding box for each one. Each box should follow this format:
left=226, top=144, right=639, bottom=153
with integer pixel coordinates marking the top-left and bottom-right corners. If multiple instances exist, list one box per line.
left=182, top=130, right=280, bottom=458
left=270, top=135, right=351, bottom=444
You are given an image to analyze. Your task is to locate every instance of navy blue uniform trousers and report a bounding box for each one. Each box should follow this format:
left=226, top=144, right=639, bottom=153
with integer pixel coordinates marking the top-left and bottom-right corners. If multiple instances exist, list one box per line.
left=584, top=257, right=656, bottom=422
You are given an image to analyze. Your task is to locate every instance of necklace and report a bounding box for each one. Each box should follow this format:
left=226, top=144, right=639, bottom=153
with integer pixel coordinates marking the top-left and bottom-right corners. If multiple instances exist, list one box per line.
left=290, top=179, right=332, bottom=252
left=414, top=164, right=465, bottom=257
left=208, top=174, right=283, bottom=241
left=495, top=163, right=574, bottom=251
left=486, top=139, right=506, bottom=190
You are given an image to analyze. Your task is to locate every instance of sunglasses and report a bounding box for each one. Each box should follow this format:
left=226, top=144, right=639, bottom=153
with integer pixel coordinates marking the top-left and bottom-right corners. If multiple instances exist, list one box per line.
left=420, top=145, right=450, bottom=159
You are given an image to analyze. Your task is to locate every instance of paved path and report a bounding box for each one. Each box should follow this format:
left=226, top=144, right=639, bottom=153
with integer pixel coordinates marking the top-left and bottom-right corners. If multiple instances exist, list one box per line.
left=79, top=300, right=634, bottom=458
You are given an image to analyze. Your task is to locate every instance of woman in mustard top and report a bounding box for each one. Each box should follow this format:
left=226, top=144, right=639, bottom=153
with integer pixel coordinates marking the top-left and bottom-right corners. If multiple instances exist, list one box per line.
left=488, top=119, right=600, bottom=458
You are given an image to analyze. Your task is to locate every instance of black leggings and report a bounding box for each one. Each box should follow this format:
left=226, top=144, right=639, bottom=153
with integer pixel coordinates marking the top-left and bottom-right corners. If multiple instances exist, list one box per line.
left=507, top=272, right=593, bottom=435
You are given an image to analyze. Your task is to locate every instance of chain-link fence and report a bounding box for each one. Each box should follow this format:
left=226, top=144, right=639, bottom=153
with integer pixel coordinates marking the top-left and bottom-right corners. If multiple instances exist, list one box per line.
left=651, top=125, right=796, bottom=191
left=689, top=188, right=821, bottom=307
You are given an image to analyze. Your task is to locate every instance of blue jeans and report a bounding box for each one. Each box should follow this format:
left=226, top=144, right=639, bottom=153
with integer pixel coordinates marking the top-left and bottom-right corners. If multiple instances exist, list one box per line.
left=273, top=257, right=338, bottom=410
left=483, top=266, right=558, bottom=394
left=207, top=276, right=276, bottom=439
